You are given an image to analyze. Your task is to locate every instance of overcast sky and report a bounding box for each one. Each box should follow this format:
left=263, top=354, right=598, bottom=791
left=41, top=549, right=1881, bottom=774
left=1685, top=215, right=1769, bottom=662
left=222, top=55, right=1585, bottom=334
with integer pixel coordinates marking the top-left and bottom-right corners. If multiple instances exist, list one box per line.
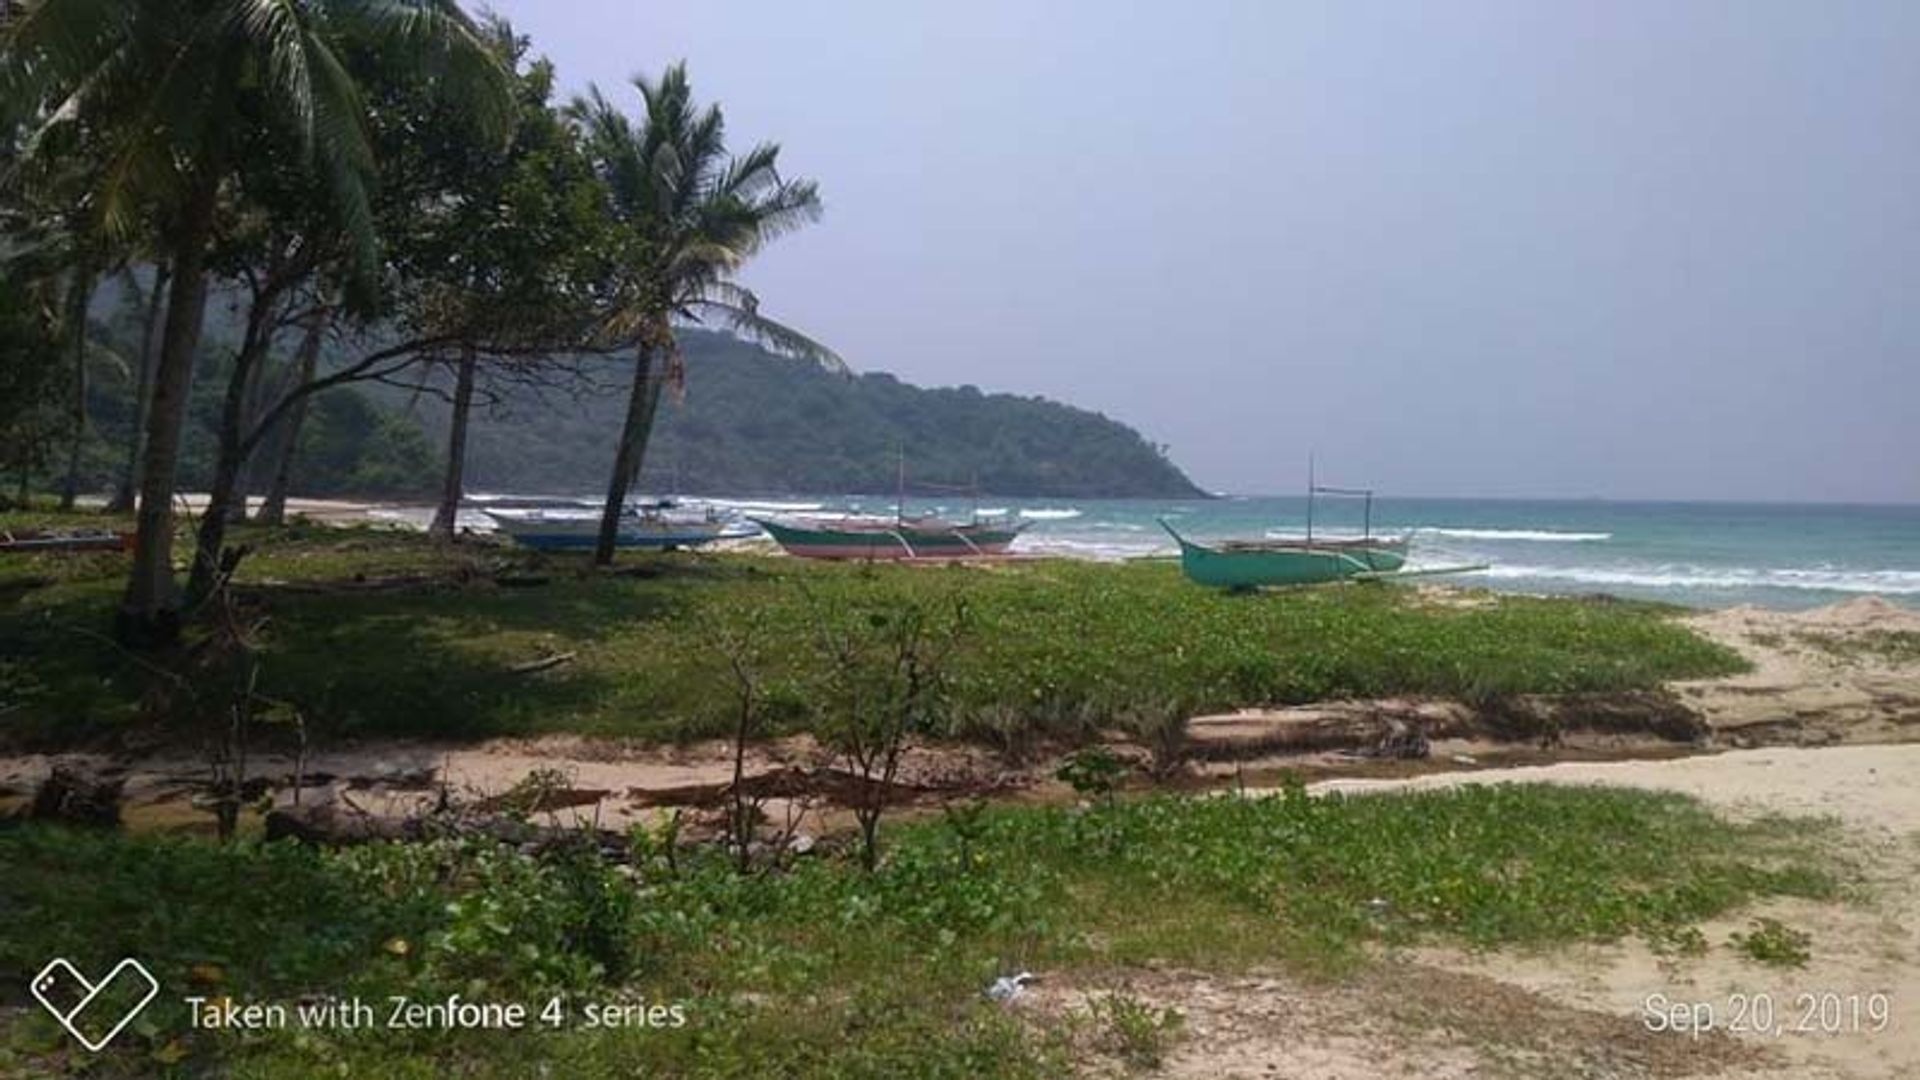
left=485, top=1, right=1920, bottom=502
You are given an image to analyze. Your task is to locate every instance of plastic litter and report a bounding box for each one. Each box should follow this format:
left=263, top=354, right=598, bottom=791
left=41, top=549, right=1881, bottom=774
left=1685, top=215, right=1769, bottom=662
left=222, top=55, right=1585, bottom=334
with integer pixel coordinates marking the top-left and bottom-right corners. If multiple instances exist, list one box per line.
left=985, top=971, right=1034, bottom=1003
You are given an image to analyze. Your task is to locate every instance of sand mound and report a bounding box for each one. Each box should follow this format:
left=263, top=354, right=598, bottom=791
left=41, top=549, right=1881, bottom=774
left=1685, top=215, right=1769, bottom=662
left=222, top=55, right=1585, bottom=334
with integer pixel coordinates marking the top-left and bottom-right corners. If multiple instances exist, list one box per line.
left=1675, top=595, right=1920, bottom=744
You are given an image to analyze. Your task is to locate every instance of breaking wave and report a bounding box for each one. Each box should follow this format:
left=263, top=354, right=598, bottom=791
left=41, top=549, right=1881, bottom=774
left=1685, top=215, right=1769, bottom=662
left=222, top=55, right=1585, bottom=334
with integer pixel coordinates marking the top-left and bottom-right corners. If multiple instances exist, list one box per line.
left=1482, top=563, right=1920, bottom=595
left=1417, top=527, right=1612, bottom=543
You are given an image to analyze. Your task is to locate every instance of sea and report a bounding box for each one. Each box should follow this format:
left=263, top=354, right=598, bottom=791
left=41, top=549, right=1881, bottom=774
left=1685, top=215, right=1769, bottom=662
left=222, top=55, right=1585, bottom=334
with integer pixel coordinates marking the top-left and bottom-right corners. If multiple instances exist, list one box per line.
left=423, top=494, right=1920, bottom=612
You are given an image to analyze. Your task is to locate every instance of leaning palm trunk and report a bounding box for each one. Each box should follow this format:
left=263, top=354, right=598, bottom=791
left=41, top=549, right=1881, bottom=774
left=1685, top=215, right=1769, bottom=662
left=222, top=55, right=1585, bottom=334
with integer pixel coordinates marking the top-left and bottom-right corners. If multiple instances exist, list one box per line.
left=187, top=310, right=278, bottom=603
left=107, top=261, right=169, bottom=514
left=58, top=265, right=95, bottom=511
left=593, top=340, right=665, bottom=565
left=227, top=344, right=277, bottom=524
left=120, top=172, right=221, bottom=646
left=428, top=347, right=479, bottom=541
left=257, top=307, right=331, bottom=526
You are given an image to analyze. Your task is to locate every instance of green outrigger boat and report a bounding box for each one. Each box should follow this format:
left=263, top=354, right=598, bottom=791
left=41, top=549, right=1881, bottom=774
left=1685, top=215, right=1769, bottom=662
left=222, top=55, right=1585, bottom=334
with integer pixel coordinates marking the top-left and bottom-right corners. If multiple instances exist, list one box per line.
left=1159, top=520, right=1411, bottom=588
left=1160, top=474, right=1483, bottom=589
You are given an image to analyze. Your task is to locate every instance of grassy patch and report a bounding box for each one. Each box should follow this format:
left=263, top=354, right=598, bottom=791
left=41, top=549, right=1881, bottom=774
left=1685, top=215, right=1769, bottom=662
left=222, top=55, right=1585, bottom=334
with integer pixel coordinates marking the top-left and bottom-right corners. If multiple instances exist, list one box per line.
left=1729, top=916, right=1814, bottom=967
left=0, top=783, right=1837, bottom=1077
left=1, top=526, right=1745, bottom=749
left=1792, top=630, right=1920, bottom=667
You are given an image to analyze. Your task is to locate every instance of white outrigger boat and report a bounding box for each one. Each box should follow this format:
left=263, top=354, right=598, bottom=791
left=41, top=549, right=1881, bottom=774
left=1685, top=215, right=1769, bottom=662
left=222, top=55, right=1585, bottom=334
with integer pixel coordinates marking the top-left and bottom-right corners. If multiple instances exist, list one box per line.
left=483, top=500, right=741, bottom=551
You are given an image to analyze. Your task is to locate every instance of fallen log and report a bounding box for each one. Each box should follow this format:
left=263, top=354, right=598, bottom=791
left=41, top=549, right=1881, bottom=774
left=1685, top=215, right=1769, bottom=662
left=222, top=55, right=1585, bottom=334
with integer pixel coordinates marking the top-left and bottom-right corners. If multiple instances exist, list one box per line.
left=510, top=651, right=577, bottom=675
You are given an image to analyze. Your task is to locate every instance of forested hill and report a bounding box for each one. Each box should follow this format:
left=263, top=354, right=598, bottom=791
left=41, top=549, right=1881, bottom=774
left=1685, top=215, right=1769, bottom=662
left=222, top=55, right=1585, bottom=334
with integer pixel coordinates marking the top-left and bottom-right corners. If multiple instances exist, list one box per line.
left=434, top=330, right=1206, bottom=498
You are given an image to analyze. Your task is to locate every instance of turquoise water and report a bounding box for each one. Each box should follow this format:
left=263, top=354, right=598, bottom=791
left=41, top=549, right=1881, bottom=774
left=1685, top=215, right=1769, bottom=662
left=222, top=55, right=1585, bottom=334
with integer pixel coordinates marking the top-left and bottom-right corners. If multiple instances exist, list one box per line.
left=447, top=492, right=1920, bottom=611
left=743, top=495, right=1920, bottom=611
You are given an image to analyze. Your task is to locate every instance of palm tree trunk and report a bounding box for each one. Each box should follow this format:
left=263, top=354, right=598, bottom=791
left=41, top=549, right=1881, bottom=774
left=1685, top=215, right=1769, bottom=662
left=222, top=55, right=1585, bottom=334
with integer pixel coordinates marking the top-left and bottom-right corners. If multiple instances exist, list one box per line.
left=107, top=261, right=169, bottom=514
left=257, top=308, right=330, bottom=527
left=227, top=337, right=275, bottom=523
left=118, top=171, right=221, bottom=646
left=594, top=341, right=664, bottom=565
left=58, top=265, right=95, bottom=511
left=428, top=347, right=478, bottom=542
left=187, top=311, right=274, bottom=604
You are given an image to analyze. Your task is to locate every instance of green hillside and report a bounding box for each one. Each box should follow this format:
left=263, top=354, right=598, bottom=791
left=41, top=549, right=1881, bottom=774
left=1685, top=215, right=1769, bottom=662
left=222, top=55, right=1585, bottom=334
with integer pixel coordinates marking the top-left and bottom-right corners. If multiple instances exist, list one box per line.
left=433, top=330, right=1206, bottom=498
left=49, top=287, right=1200, bottom=502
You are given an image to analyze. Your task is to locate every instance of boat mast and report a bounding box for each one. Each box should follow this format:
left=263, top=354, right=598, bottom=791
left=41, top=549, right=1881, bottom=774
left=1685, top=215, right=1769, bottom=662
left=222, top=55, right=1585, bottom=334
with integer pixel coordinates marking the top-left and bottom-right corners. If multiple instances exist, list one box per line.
left=895, top=446, right=906, bottom=524
left=1305, top=452, right=1315, bottom=548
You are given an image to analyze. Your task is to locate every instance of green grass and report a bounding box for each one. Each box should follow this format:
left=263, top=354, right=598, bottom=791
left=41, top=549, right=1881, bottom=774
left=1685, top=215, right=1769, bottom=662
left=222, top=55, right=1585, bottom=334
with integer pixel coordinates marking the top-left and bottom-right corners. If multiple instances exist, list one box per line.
left=1792, top=629, right=1920, bottom=667
left=1728, top=916, right=1815, bottom=967
left=1, top=517, right=1745, bottom=749
left=0, top=783, right=1839, bottom=1078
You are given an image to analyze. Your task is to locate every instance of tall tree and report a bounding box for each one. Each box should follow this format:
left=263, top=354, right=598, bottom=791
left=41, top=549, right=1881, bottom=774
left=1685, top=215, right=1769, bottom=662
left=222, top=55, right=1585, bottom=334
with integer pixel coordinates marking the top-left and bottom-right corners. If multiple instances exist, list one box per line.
left=54, top=258, right=93, bottom=508
left=373, top=27, right=610, bottom=543
left=105, top=259, right=168, bottom=512
left=254, top=303, right=332, bottom=525
left=570, top=64, right=840, bottom=566
left=4, top=0, right=510, bottom=644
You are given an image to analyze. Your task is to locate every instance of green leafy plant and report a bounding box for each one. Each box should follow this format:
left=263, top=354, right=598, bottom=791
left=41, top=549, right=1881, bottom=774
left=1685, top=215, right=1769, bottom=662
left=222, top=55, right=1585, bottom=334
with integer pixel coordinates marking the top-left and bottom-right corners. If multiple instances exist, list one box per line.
left=1730, top=917, right=1813, bottom=967
left=1089, top=991, right=1184, bottom=1069
left=1057, top=746, right=1128, bottom=807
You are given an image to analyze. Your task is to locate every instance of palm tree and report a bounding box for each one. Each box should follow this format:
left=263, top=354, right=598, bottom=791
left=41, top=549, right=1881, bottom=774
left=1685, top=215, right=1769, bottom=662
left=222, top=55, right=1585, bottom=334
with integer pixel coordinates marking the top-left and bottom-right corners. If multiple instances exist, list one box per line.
left=4, top=0, right=510, bottom=644
left=570, top=64, right=840, bottom=565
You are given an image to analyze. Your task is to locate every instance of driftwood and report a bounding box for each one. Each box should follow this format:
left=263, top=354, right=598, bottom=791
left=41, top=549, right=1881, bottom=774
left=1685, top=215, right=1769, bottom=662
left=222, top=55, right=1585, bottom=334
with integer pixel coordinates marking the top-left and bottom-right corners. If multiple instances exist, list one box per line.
left=264, top=800, right=424, bottom=844
left=264, top=790, right=628, bottom=859
left=623, top=764, right=979, bottom=810
left=1186, top=690, right=1707, bottom=762
left=29, top=765, right=125, bottom=827
left=510, top=652, right=577, bottom=675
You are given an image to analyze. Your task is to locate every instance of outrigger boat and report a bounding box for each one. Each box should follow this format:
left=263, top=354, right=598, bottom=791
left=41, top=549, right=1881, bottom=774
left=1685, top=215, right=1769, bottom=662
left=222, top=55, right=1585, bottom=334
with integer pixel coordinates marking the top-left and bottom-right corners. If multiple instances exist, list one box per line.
left=752, top=452, right=1029, bottom=560
left=1159, top=522, right=1410, bottom=588
left=752, top=514, right=1028, bottom=560
left=1160, top=466, right=1482, bottom=589
left=483, top=500, right=736, bottom=552
left=0, top=528, right=135, bottom=554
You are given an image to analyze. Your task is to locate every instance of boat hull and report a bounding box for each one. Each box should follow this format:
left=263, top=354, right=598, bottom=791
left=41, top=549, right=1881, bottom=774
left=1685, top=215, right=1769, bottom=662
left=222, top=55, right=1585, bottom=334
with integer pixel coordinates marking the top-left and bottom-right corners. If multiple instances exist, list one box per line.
left=0, top=529, right=135, bottom=553
left=483, top=511, right=727, bottom=551
left=754, top=517, right=1025, bottom=560
left=1163, top=524, right=1409, bottom=588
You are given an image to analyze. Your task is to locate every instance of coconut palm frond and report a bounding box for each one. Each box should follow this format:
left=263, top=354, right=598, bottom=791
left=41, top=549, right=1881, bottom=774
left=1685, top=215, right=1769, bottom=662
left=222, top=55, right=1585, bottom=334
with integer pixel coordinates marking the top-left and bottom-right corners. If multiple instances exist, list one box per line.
left=347, top=0, right=515, bottom=140
left=696, top=294, right=846, bottom=373
left=714, top=141, right=781, bottom=201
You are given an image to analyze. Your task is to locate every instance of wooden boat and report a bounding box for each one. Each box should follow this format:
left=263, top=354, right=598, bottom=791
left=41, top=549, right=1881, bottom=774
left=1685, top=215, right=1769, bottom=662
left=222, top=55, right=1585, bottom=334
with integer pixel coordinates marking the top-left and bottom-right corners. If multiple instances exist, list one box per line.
left=1159, top=468, right=1424, bottom=588
left=1159, top=521, right=1409, bottom=588
left=483, top=501, right=733, bottom=552
left=751, top=514, right=1028, bottom=560
left=0, top=528, right=135, bottom=554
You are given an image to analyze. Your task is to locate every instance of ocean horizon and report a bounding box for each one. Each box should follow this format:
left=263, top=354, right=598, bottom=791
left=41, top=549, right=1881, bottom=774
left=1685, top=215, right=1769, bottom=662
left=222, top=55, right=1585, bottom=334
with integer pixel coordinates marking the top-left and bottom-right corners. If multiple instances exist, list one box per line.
left=412, top=491, right=1920, bottom=613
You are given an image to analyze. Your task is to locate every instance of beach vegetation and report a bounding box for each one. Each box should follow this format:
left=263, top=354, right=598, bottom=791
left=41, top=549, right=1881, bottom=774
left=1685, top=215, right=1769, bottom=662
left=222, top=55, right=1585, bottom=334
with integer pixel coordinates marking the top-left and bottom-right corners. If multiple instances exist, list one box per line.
left=1792, top=629, right=1920, bottom=667
left=0, top=782, right=1837, bottom=1076
left=1086, top=991, right=1185, bottom=1069
left=0, top=524, right=1746, bottom=751
left=1729, top=916, right=1814, bottom=968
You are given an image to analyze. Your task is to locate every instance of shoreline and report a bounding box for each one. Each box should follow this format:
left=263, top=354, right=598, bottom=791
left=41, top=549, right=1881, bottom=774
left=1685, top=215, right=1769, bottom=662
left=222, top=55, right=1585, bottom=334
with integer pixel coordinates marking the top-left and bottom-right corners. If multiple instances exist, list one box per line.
left=61, top=491, right=1913, bottom=613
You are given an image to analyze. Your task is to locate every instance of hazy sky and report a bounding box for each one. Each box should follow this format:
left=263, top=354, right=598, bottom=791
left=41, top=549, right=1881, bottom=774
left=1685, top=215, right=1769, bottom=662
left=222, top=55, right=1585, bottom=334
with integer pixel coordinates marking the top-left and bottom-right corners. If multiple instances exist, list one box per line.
left=486, top=1, right=1920, bottom=502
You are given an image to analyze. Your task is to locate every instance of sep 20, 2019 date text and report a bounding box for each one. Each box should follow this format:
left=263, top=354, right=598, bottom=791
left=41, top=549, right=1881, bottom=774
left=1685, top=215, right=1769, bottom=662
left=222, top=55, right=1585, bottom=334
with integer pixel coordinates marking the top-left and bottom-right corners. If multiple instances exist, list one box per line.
left=1643, top=992, right=1893, bottom=1038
